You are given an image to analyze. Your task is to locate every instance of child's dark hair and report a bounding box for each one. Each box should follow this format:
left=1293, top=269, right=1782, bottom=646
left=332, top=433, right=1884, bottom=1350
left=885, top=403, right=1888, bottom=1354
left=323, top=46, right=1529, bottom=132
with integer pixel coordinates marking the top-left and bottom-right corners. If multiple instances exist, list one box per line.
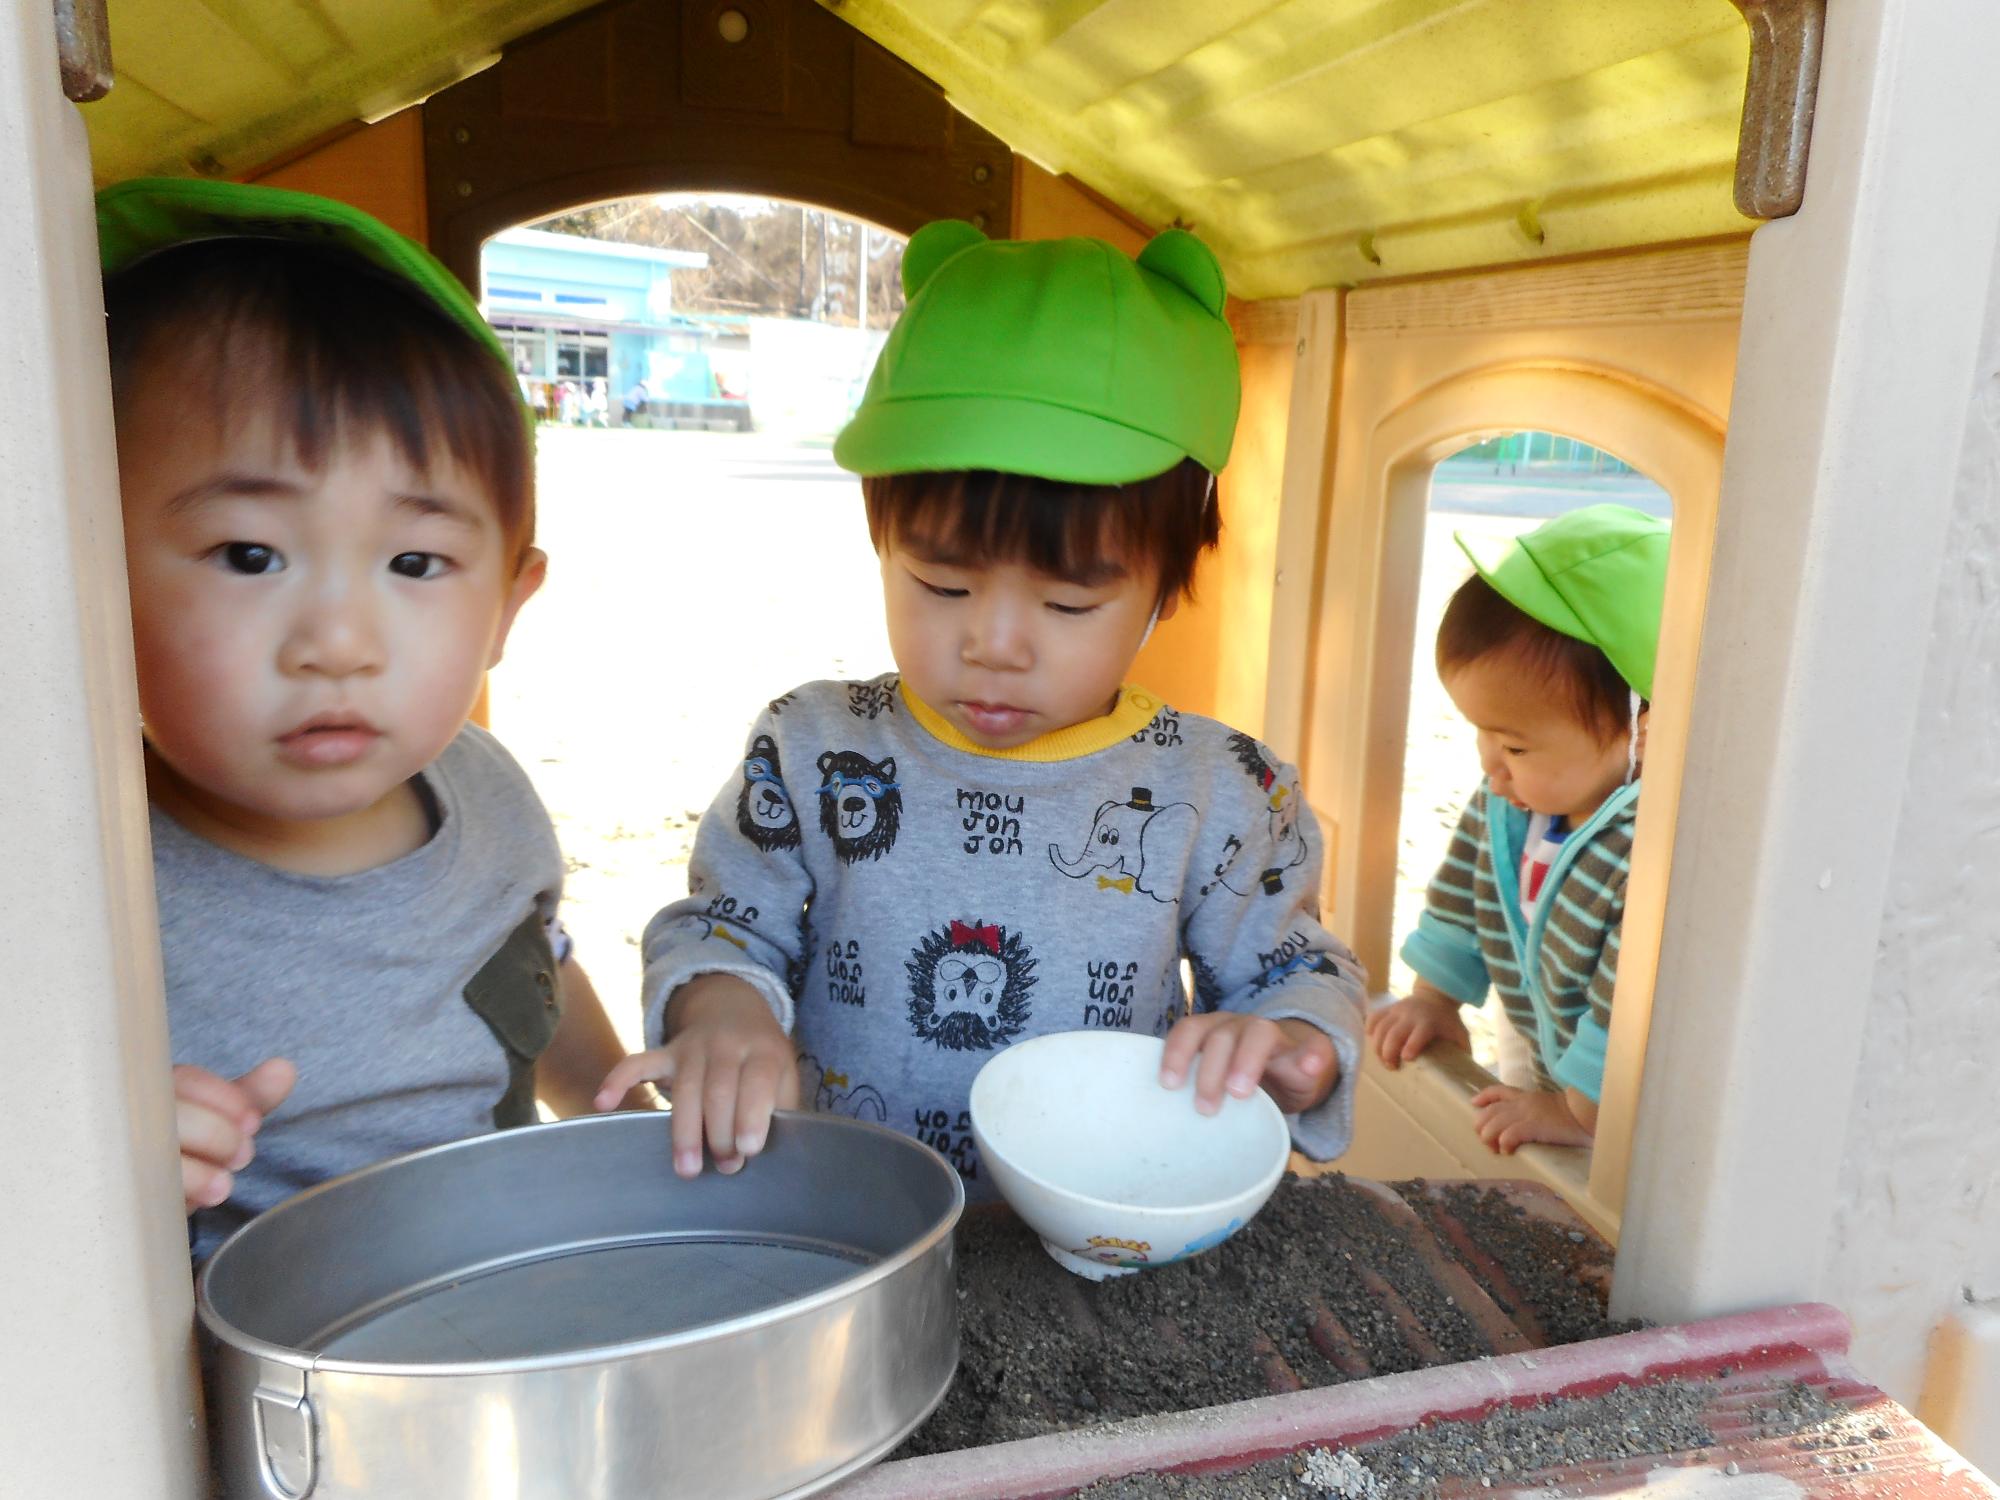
left=104, top=238, right=534, bottom=568
left=861, top=458, right=1219, bottom=605
left=1437, top=574, right=1637, bottom=740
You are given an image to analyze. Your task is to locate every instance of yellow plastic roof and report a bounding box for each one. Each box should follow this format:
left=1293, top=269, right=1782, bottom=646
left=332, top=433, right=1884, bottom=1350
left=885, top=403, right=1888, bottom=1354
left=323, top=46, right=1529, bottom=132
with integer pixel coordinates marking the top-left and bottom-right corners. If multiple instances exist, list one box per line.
left=83, top=0, right=1756, bottom=295
left=84, top=0, right=601, bottom=186
left=835, top=0, right=1758, bottom=296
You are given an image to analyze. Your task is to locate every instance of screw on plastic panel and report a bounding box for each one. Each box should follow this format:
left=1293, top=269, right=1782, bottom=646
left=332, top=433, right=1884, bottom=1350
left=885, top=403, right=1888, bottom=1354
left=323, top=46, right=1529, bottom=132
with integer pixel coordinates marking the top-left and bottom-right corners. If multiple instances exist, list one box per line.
left=52, top=0, right=112, bottom=102
left=1729, top=0, right=1826, bottom=218
left=252, top=1365, right=317, bottom=1499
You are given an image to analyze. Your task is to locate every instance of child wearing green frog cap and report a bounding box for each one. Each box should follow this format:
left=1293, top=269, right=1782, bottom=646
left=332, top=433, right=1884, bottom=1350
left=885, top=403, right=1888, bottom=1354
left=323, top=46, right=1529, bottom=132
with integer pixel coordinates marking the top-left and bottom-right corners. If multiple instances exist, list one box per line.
left=96, top=178, right=638, bottom=1261
left=1367, top=503, right=1670, bottom=1153
left=601, top=221, right=1367, bottom=1191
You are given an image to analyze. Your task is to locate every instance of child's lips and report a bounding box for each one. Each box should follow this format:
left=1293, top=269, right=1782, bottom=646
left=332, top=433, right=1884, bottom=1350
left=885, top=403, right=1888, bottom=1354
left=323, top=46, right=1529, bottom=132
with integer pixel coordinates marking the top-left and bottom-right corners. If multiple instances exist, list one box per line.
left=277, top=714, right=382, bottom=767
left=958, top=701, right=1032, bottom=736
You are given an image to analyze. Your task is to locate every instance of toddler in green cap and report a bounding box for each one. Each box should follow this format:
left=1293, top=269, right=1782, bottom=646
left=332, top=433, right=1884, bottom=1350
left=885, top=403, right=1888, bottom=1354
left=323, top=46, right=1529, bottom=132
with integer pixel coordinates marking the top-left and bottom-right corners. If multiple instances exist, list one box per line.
left=98, top=179, right=636, bottom=1260
left=1367, top=503, right=1669, bottom=1152
left=601, top=221, right=1367, bottom=1190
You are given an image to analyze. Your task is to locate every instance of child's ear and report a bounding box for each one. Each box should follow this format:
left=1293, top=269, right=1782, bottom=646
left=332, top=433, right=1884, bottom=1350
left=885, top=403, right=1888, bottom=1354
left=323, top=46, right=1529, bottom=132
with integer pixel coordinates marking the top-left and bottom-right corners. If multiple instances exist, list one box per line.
left=1633, top=703, right=1650, bottom=764
left=902, top=219, right=988, bottom=297
left=487, top=547, right=548, bottom=669
left=1155, top=592, right=1182, bottom=625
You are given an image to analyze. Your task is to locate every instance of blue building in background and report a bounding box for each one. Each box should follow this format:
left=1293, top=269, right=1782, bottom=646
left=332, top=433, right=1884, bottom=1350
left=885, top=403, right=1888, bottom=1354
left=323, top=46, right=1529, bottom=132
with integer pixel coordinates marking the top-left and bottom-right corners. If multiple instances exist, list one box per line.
left=479, top=227, right=750, bottom=427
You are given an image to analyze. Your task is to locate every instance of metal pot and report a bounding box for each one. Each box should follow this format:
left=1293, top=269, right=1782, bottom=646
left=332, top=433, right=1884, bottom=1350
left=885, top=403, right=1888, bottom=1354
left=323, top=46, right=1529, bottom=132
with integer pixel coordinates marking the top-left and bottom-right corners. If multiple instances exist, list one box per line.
left=198, top=1111, right=962, bottom=1500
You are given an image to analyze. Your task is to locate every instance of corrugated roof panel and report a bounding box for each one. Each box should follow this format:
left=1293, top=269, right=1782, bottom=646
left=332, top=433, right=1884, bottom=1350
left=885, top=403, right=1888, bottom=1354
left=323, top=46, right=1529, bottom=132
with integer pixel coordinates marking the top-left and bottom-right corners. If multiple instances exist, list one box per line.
left=835, top=0, right=1757, bottom=294
left=81, top=0, right=1758, bottom=292
left=86, top=0, right=605, bottom=183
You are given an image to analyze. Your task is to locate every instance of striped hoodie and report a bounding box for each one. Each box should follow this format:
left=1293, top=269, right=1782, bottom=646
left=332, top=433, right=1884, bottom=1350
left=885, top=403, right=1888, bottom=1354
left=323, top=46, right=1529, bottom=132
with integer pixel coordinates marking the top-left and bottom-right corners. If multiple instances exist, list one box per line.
left=1398, top=780, right=1639, bottom=1102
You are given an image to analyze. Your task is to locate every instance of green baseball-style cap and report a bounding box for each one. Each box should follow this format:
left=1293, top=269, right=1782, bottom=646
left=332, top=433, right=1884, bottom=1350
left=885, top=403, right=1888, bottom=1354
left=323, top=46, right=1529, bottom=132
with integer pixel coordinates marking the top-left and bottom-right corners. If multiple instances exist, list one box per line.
left=834, top=219, right=1240, bottom=484
left=95, top=177, right=511, bottom=379
left=1455, top=503, right=1672, bottom=699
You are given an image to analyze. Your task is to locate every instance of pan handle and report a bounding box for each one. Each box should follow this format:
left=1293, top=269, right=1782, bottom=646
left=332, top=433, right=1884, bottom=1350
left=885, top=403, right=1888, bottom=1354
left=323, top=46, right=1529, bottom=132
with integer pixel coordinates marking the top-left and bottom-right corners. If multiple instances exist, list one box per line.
left=252, top=1367, right=318, bottom=1499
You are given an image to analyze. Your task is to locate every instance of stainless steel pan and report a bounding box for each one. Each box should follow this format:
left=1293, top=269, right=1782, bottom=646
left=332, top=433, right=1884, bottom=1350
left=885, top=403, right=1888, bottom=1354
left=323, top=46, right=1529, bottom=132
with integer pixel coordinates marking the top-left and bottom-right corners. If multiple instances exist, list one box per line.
left=198, top=1111, right=962, bottom=1499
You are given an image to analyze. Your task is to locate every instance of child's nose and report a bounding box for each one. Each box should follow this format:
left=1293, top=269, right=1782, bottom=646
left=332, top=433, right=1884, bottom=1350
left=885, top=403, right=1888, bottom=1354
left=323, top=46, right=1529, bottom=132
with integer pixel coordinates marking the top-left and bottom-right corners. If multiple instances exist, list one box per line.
left=281, top=584, right=386, bottom=679
left=962, top=598, right=1032, bottom=671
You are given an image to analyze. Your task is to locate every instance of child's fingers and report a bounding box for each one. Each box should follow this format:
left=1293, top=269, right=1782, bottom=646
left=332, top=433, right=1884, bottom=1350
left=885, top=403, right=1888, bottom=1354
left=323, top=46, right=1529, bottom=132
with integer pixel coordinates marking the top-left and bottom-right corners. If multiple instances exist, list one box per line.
left=1398, top=1022, right=1436, bottom=1064
left=172, top=1064, right=260, bottom=1132
left=175, top=1097, right=250, bottom=1171
left=1158, top=1014, right=1217, bottom=1089
left=235, top=1057, right=297, bottom=1117
left=182, top=1156, right=232, bottom=1212
left=1225, top=1021, right=1286, bottom=1099
left=702, top=1057, right=744, bottom=1175
left=594, top=1048, right=674, bottom=1111
left=1469, top=1085, right=1511, bottom=1108
left=667, top=1052, right=708, bottom=1178
left=1191, top=1027, right=1244, bottom=1114
left=730, top=1053, right=789, bottom=1160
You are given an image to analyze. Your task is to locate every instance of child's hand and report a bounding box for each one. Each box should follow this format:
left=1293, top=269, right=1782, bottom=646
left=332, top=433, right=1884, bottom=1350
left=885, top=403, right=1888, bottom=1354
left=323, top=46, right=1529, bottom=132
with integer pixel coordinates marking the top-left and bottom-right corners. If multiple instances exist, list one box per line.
left=594, top=973, right=798, bottom=1178
left=1364, top=989, right=1471, bottom=1069
left=1469, top=1084, right=1595, bottom=1153
left=1160, top=1014, right=1339, bottom=1116
left=175, top=1057, right=296, bottom=1213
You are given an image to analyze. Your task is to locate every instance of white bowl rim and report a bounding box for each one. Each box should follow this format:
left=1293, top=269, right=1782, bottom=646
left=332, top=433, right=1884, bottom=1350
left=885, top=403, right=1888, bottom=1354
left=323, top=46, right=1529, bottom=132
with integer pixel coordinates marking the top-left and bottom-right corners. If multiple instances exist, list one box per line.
left=970, top=1031, right=1293, bottom=1220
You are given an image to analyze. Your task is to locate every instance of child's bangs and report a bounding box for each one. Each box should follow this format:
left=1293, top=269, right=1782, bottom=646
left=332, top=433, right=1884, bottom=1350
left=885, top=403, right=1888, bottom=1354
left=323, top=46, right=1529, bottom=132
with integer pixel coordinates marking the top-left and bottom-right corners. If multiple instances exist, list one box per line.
left=864, top=461, right=1215, bottom=598
left=107, top=241, right=535, bottom=565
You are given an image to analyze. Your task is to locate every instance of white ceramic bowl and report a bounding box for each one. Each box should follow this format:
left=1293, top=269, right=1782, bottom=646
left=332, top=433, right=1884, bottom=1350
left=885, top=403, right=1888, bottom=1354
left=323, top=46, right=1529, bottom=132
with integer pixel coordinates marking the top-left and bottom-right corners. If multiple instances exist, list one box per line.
left=968, top=1030, right=1292, bottom=1279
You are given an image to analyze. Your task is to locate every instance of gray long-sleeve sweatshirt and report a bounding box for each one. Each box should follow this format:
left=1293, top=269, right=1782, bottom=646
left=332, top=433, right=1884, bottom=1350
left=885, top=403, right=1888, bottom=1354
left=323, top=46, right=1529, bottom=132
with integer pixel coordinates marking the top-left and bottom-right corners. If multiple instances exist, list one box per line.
left=642, top=675, right=1366, bottom=1193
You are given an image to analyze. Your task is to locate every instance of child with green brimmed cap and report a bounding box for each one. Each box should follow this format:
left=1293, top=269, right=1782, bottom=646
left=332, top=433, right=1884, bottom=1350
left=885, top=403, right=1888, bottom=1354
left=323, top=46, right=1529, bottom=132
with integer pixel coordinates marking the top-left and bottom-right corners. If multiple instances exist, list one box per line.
left=601, top=221, right=1367, bottom=1189
left=1368, top=503, right=1671, bottom=1153
left=97, top=178, right=637, bottom=1261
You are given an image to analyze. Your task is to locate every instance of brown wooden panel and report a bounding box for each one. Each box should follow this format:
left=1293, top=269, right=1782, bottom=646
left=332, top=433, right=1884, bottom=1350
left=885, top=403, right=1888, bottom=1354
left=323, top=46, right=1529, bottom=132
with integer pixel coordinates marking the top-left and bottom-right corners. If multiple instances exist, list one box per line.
left=423, top=0, right=1013, bottom=289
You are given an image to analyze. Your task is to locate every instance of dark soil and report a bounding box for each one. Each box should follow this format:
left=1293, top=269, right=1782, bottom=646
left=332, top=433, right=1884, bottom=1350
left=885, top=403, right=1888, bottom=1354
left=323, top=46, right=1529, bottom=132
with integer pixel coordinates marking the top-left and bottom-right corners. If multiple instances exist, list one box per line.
left=1403, top=1180, right=1636, bottom=1348
left=898, top=1175, right=1625, bottom=1459
left=1070, top=1379, right=1849, bottom=1498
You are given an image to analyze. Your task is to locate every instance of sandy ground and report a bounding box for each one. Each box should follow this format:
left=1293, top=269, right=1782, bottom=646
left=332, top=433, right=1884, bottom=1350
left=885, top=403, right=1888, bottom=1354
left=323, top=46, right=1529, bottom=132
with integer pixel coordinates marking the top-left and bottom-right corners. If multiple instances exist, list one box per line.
left=489, top=428, right=1659, bottom=1059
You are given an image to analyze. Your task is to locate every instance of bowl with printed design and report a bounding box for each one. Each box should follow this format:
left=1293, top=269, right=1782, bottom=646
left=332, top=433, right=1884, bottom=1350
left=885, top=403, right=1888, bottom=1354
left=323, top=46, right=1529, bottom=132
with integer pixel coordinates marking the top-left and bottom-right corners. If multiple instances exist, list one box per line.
left=968, top=1030, right=1292, bottom=1280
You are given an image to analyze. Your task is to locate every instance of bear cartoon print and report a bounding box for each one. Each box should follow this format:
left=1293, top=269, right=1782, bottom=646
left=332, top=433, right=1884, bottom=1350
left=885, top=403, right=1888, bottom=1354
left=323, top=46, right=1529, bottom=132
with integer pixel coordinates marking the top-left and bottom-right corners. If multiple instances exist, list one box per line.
left=906, top=918, right=1037, bottom=1051
left=1049, top=787, right=1198, bottom=901
left=737, top=734, right=802, bottom=851
left=816, top=750, right=903, bottom=863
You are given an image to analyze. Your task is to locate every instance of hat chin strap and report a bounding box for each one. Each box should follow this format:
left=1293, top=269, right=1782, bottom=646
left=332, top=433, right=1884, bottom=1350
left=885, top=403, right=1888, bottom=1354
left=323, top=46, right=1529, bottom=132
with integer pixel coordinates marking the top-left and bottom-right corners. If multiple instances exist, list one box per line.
left=1624, top=688, right=1643, bottom=786
left=1138, top=600, right=1163, bottom=653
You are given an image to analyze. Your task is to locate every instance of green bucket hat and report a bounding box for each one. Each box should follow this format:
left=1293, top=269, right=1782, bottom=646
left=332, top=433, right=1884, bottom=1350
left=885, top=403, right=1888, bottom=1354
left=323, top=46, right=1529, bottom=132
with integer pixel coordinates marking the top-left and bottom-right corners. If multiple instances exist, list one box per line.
left=1455, top=503, right=1672, bottom=700
left=834, top=219, right=1240, bottom=484
left=95, top=177, right=512, bottom=381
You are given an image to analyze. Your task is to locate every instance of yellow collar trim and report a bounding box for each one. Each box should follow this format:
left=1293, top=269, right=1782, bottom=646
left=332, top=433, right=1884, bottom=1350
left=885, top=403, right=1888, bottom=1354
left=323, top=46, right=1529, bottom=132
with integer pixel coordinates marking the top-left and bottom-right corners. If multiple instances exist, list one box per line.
left=900, top=682, right=1162, bottom=762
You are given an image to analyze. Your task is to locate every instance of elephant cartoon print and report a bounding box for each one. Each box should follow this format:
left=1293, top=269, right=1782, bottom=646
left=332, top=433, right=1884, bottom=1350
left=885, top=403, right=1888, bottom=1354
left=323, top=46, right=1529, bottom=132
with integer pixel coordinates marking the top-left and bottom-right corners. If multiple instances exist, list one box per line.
left=1048, top=787, right=1198, bottom=902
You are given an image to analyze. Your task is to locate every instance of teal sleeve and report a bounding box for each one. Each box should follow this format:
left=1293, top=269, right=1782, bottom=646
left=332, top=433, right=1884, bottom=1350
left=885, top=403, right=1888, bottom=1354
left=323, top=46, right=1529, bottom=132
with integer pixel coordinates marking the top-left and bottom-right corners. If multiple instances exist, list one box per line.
left=1551, top=1012, right=1609, bottom=1102
left=1400, top=908, right=1490, bottom=1006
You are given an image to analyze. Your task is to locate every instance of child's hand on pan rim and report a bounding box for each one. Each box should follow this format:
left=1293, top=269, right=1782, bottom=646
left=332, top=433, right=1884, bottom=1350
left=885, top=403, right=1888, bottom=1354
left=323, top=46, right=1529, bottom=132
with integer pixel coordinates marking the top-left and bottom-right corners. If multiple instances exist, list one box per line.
left=594, top=972, right=798, bottom=1178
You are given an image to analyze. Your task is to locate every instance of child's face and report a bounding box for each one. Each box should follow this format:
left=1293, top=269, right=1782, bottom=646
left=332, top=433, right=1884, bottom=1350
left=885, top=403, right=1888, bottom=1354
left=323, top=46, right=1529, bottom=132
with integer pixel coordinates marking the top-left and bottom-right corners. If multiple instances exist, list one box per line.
left=879, top=527, right=1173, bottom=749
left=1443, top=650, right=1640, bottom=824
left=118, top=367, right=543, bottom=832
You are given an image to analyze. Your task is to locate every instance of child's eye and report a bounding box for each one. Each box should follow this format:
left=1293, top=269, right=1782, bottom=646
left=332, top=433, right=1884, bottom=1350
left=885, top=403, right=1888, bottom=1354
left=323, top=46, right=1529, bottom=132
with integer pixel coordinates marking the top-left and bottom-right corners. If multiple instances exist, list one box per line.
left=389, top=551, right=450, bottom=580
left=1502, top=745, right=1528, bottom=757
left=216, top=542, right=283, bottom=575
left=1046, top=601, right=1100, bottom=617
left=918, top=579, right=968, bottom=599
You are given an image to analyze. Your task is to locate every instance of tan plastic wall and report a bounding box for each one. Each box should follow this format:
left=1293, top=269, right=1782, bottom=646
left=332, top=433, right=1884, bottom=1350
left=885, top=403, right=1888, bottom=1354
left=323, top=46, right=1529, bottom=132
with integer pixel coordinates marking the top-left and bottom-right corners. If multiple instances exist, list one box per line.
left=2, top=5, right=206, bottom=1494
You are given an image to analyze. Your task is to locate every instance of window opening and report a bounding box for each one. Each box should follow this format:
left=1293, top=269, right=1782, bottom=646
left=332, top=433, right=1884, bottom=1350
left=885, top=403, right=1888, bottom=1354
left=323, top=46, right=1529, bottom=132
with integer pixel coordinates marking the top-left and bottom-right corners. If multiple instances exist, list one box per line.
left=1392, top=433, right=1671, bottom=1078
left=478, top=197, right=908, bottom=1041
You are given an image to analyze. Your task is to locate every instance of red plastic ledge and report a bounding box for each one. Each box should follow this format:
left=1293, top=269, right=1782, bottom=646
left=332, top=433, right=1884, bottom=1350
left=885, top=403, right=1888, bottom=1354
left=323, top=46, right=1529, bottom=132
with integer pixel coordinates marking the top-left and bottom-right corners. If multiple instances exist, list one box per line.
left=829, top=1303, right=1853, bottom=1500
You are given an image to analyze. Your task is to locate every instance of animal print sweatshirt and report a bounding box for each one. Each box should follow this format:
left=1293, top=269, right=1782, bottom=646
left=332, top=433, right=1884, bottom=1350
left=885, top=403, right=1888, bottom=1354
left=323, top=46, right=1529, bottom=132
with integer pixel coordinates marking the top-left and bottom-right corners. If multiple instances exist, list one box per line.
left=641, top=674, right=1367, bottom=1192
